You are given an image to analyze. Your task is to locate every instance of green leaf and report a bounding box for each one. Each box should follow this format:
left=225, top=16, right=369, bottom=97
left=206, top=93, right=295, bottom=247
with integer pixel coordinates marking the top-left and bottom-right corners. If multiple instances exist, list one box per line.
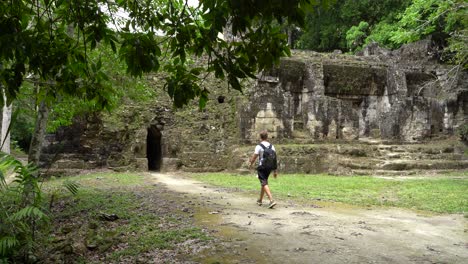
left=0, top=236, right=19, bottom=256
left=199, top=89, right=209, bottom=110
left=228, top=74, right=241, bottom=91
left=63, top=181, right=80, bottom=195
left=97, top=59, right=102, bottom=70
left=56, top=0, right=65, bottom=7
left=110, top=40, right=117, bottom=53
left=10, top=206, right=48, bottom=221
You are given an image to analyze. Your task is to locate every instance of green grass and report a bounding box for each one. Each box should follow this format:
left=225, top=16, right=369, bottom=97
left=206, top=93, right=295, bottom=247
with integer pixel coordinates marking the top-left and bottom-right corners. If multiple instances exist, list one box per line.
left=190, top=173, right=468, bottom=214
left=41, top=172, right=209, bottom=262
left=45, top=172, right=147, bottom=189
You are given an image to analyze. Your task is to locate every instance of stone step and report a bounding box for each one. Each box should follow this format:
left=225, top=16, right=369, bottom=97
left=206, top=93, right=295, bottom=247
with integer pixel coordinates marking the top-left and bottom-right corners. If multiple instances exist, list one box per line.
left=334, top=155, right=468, bottom=171
left=41, top=168, right=85, bottom=177
left=383, top=153, right=406, bottom=159
left=377, top=159, right=468, bottom=171
left=52, top=159, right=103, bottom=170
left=351, top=169, right=458, bottom=176
left=337, top=158, right=380, bottom=170
left=40, top=153, right=102, bottom=162
left=380, top=152, right=466, bottom=160
left=161, top=158, right=181, bottom=172
left=358, top=138, right=386, bottom=145
left=371, top=143, right=460, bottom=152
left=388, top=148, right=408, bottom=153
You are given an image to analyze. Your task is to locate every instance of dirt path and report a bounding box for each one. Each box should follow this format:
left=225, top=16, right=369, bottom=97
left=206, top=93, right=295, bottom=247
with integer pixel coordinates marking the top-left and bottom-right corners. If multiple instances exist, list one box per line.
left=151, top=173, right=467, bottom=264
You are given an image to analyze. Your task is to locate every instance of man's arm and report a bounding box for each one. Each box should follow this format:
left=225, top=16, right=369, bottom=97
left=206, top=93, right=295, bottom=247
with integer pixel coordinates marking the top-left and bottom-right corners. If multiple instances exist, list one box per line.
left=249, top=154, right=259, bottom=169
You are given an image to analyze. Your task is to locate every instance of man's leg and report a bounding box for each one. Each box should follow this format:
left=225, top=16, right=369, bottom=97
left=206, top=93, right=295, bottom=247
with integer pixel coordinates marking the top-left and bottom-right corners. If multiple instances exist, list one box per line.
left=263, top=185, right=276, bottom=208
left=258, top=171, right=266, bottom=205
left=262, top=169, right=276, bottom=208
left=262, top=185, right=273, bottom=201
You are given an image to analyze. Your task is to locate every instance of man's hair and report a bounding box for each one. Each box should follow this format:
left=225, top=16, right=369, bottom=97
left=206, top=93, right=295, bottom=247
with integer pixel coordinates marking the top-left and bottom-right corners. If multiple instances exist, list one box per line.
left=259, top=130, right=268, bottom=140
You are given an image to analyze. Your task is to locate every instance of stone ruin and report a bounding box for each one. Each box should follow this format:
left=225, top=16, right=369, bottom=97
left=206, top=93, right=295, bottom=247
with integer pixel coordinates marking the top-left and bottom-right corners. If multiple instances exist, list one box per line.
left=41, top=40, right=468, bottom=175
left=240, top=39, right=467, bottom=143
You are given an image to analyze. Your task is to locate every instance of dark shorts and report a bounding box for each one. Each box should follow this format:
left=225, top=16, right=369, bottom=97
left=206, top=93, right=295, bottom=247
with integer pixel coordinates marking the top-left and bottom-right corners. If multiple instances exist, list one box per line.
left=257, top=169, right=272, bottom=186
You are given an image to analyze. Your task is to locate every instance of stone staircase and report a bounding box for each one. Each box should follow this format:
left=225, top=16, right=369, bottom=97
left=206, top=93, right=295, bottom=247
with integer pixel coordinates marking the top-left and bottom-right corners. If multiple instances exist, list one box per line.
left=233, top=139, right=468, bottom=176
left=349, top=142, right=468, bottom=175
left=333, top=141, right=466, bottom=175
left=39, top=152, right=106, bottom=176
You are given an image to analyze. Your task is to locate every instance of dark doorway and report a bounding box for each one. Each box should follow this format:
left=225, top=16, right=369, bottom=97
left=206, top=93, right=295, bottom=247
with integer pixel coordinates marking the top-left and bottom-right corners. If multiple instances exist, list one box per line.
left=147, top=126, right=162, bottom=171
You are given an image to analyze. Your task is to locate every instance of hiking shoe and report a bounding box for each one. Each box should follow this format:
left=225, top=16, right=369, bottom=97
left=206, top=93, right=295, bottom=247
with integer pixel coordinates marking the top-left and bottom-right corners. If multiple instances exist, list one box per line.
left=256, top=199, right=263, bottom=206
left=268, top=201, right=277, bottom=209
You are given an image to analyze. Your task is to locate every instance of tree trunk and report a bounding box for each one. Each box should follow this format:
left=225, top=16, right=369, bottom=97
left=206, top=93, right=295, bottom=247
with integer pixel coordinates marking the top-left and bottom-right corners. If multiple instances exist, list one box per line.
left=1, top=90, right=12, bottom=154
left=288, top=27, right=294, bottom=49
left=28, top=101, right=49, bottom=165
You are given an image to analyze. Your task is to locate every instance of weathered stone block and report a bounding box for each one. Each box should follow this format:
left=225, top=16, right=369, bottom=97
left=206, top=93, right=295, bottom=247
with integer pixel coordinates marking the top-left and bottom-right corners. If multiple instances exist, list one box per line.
left=56, top=160, right=85, bottom=170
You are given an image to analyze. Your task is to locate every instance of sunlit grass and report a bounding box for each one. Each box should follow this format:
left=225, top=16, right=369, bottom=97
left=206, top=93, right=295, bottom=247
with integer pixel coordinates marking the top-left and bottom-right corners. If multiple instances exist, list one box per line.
left=191, top=173, right=468, bottom=214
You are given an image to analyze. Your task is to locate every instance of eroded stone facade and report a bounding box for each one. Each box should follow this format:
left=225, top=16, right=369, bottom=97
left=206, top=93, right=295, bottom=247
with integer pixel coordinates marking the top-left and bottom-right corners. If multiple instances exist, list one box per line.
left=240, top=40, right=467, bottom=143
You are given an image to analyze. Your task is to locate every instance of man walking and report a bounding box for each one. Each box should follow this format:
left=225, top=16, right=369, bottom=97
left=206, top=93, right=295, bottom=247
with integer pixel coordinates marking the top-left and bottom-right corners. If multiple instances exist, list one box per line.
left=249, top=130, right=277, bottom=208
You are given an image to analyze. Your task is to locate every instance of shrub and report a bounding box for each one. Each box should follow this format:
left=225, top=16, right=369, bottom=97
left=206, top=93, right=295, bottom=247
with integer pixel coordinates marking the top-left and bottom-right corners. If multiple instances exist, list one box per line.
left=458, top=123, right=468, bottom=143
left=346, top=21, right=369, bottom=52
left=0, top=154, right=47, bottom=263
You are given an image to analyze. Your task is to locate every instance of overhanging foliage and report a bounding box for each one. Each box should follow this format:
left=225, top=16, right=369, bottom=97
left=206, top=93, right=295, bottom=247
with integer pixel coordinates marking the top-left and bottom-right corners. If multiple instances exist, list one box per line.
left=0, top=0, right=329, bottom=108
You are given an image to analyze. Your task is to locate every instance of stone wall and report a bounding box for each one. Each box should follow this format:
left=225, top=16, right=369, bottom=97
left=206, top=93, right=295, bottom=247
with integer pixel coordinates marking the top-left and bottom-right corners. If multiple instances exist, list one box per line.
left=240, top=41, right=467, bottom=143
left=41, top=77, right=244, bottom=173
left=41, top=40, right=468, bottom=174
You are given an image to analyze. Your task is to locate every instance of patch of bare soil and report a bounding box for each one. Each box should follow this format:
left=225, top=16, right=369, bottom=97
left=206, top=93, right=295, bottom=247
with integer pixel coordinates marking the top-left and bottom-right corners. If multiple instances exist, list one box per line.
left=151, top=173, right=468, bottom=264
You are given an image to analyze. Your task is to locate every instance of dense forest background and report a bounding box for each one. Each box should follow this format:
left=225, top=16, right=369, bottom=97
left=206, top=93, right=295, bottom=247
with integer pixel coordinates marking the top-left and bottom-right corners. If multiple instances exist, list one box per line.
left=296, top=0, right=465, bottom=59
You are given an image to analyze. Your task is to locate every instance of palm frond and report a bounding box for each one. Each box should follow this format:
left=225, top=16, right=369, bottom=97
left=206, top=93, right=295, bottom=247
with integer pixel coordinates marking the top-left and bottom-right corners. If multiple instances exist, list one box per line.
left=63, top=180, right=80, bottom=195
left=10, top=206, right=48, bottom=222
left=0, top=170, right=6, bottom=189
left=0, top=236, right=19, bottom=256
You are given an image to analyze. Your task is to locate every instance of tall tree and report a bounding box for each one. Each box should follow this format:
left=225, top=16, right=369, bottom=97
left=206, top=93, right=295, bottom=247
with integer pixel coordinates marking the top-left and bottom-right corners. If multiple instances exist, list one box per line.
left=346, top=0, right=467, bottom=67
left=2, top=0, right=328, bottom=164
left=389, top=0, right=467, bottom=67
left=0, top=0, right=324, bottom=107
left=28, top=99, right=49, bottom=165
left=297, top=0, right=410, bottom=51
left=1, top=89, right=12, bottom=154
